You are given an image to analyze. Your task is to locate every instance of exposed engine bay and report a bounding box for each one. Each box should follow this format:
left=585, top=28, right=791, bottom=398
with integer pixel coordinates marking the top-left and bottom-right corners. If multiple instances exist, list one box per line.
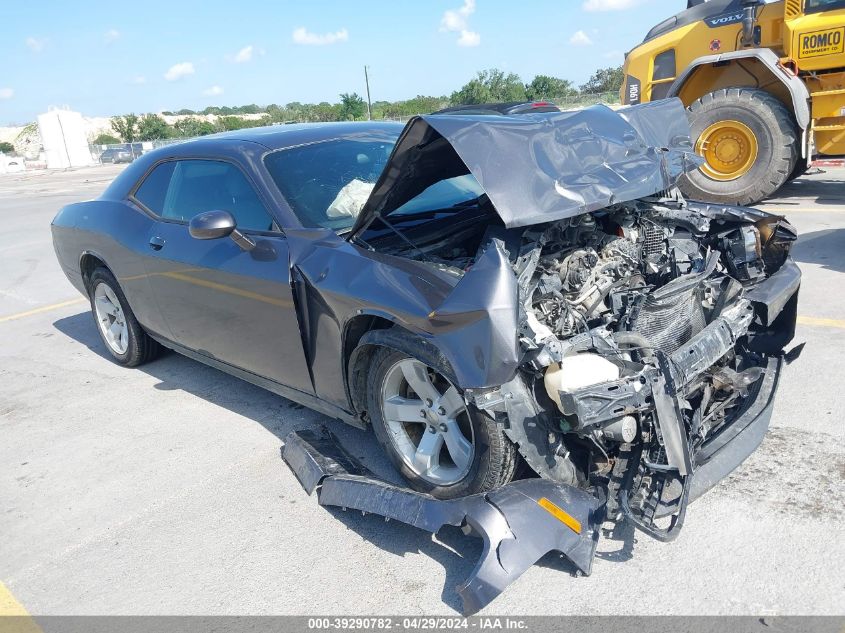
left=505, top=193, right=796, bottom=538
left=368, top=189, right=798, bottom=541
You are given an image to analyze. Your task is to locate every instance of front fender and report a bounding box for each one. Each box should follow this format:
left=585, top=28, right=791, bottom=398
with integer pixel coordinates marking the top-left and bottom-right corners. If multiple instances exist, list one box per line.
left=668, top=48, right=811, bottom=129
left=287, top=229, right=521, bottom=410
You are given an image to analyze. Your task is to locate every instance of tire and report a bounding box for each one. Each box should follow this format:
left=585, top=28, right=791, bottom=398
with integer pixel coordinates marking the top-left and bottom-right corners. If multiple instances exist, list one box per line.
left=365, top=341, right=517, bottom=499
left=679, top=88, right=798, bottom=206
left=88, top=267, right=160, bottom=367
left=786, top=158, right=809, bottom=183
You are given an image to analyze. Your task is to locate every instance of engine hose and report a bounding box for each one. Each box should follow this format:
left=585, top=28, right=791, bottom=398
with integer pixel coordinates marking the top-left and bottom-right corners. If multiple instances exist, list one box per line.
left=582, top=277, right=629, bottom=316
left=612, top=331, right=655, bottom=359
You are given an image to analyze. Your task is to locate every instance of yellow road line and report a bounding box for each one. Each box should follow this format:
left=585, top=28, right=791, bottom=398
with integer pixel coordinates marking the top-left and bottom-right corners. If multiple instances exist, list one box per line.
left=798, top=315, right=845, bottom=330
left=0, top=581, right=42, bottom=633
left=0, top=298, right=86, bottom=323
left=0, top=581, right=28, bottom=617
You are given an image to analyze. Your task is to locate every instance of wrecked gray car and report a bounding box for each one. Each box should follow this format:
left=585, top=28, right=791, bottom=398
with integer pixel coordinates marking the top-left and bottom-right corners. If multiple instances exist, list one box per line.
left=52, top=98, right=800, bottom=613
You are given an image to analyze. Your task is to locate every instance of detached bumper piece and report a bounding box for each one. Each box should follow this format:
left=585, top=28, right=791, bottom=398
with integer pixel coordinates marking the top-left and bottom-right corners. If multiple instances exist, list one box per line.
left=282, top=427, right=601, bottom=615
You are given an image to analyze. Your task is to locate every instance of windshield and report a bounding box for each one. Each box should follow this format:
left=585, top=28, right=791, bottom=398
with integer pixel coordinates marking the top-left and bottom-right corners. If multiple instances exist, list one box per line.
left=264, top=138, right=395, bottom=231
left=806, top=0, right=845, bottom=11
left=391, top=175, right=485, bottom=218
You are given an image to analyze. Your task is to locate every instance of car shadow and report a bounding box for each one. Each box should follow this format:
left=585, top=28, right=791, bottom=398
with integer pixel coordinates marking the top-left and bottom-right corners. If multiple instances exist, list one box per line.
left=791, top=228, right=845, bottom=274
left=764, top=172, right=845, bottom=207
left=52, top=310, right=550, bottom=611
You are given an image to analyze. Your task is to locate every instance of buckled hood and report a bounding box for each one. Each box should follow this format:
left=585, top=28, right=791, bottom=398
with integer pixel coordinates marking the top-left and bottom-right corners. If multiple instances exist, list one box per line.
left=352, top=98, right=703, bottom=233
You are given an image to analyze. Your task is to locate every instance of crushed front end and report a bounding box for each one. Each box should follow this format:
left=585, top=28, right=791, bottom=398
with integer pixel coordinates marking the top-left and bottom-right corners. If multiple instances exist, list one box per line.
left=468, top=195, right=800, bottom=541
left=285, top=100, right=802, bottom=614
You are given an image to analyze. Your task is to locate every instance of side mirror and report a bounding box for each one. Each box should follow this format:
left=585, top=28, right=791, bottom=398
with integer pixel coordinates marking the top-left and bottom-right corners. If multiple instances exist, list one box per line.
left=189, top=210, right=236, bottom=240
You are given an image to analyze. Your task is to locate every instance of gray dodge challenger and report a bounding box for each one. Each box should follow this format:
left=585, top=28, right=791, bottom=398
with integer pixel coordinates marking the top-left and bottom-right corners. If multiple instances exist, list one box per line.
left=52, top=98, right=801, bottom=612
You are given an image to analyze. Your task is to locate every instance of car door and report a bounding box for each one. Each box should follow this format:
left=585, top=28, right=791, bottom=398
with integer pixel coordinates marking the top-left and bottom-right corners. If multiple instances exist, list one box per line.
left=131, top=157, right=314, bottom=395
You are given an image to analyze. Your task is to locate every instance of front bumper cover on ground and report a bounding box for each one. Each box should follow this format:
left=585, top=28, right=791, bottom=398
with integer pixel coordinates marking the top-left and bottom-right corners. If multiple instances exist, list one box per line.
left=282, top=340, right=785, bottom=612
left=282, top=427, right=601, bottom=615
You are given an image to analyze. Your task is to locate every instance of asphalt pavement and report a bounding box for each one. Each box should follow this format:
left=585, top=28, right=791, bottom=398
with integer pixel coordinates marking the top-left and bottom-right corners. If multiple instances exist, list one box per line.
left=0, top=164, right=843, bottom=616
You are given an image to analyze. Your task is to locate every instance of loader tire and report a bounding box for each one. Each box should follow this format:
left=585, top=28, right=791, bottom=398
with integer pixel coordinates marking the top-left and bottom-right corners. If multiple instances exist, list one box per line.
left=679, top=88, right=798, bottom=206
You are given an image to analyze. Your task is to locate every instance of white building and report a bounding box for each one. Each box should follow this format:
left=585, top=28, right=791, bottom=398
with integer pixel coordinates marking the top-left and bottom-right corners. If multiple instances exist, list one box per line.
left=37, top=108, right=94, bottom=169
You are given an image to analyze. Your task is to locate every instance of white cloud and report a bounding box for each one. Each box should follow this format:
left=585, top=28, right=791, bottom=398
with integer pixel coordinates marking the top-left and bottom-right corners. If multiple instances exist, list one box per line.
left=292, top=27, right=349, bottom=46
left=203, top=85, right=224, bottom=96
left=457, top=30, right=481, bottom=47
left=233, top=45, right=253, bottom=63
left=0, top=88, right=14, bottom=100
left=104, top=29, right=120, bottom=43
left=131, top=76, right=146, bottom=85
left=569, top=30, right=593, bottom=46
left=440, top=0, right=481, bottom=47
left=440, top=0, right=476, bottom=32
left=164, top=62, right=195, bottom=81
left=25, top=37, right=46, bottom=53
left=583, top=0, right=647, bottom=11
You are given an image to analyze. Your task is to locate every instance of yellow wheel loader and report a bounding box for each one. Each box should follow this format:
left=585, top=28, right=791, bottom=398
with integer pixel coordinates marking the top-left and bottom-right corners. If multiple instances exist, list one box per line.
left=622, top=0, right=845, bottom=204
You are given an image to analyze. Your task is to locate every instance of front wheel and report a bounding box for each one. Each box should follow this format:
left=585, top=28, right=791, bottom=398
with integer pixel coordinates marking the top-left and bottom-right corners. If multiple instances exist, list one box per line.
left=366, top=344, right=517, bottom=499
left=679, top=88, right=798, bottom=206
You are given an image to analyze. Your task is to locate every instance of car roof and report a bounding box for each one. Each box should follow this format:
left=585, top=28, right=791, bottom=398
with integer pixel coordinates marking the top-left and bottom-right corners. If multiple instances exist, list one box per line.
left=433, top=101, right=562, bottom=116
left=189, top=120, right=406, bottom=151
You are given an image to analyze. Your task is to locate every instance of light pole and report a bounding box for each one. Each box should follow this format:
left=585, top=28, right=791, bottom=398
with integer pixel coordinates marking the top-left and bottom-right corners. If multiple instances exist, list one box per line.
left=364, top=65, right=372, bottom=121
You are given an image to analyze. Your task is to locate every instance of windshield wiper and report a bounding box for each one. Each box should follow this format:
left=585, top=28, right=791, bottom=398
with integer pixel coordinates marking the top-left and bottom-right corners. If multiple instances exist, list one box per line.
left=373, top=212, right=434, bottom=264
left=386, top=196, right=488, bottom=222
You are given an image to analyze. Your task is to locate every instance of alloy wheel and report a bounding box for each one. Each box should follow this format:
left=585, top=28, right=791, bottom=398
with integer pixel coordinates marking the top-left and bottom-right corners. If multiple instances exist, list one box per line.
left=379, top=358, right=474, bottom=486
left=93, top=282, right=129, bottom=355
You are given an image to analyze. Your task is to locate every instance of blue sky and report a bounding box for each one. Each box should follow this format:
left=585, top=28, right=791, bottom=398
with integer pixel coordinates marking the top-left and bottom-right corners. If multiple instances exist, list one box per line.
left=0, top=0, right=676, bottom=125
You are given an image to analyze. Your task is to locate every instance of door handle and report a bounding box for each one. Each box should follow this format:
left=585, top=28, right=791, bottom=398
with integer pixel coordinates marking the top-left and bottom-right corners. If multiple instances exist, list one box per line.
left=148, top=236, right=165, bottom=251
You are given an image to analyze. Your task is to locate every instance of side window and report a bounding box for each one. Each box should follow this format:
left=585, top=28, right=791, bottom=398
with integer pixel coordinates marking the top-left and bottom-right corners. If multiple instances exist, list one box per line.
left=133, top=162, right=176, bottom=216
left=134, top=159, right=276, bottom=232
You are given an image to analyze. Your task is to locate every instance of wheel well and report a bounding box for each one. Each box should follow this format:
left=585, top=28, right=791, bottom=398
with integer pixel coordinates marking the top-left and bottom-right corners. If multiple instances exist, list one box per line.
left=80, top=253, right=107, bottom=293
left=343, top=315, right=396, bottom=417
left=675, top=58, right=795, bottom=122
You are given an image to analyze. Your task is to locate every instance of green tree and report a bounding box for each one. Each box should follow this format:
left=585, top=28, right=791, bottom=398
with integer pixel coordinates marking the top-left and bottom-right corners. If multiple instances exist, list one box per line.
left=580, top=66, right=624, bottom=94
left=217, top=116, right=249, bottom=131
left=451, top=69, right=527, bottom=105
left=486, top=69, right=527, bottom=102
left=285, top=102, right=305, bottom=117
left=215, top=116, right=271, bottom=132
left=173, top=117, right=217, bottom=138
left=339, top=93, right=366, bottom=120
left=111, top=114, right=139, bottom=142
left=525, top=75, right=577, bottom=101
left=266, top=104, right=286, bottom=122
left=235, top=104, right=262, bottom=115
left=451, top=77, right=491, bottom=105
left=136, top=114, right=172, bottom=141
left=0, top=141, right=14, bottom=154
left=92, top=133, right=121, bottom=145
left=306, top=102, right=340, bottom=122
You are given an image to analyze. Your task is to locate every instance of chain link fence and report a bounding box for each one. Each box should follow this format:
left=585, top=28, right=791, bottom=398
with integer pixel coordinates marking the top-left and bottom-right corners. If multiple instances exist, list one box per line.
left=88, top=138, right=186, bottom=163
left=552, top=90, right=621, bottom=109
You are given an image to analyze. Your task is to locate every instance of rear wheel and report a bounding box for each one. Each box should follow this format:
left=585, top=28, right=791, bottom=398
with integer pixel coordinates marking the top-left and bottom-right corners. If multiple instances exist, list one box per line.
left=365, top=343, right=517, bottom=499
left=89, top=267, right=160, bottom=367
left=679, top=88, right=798, bottom=206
